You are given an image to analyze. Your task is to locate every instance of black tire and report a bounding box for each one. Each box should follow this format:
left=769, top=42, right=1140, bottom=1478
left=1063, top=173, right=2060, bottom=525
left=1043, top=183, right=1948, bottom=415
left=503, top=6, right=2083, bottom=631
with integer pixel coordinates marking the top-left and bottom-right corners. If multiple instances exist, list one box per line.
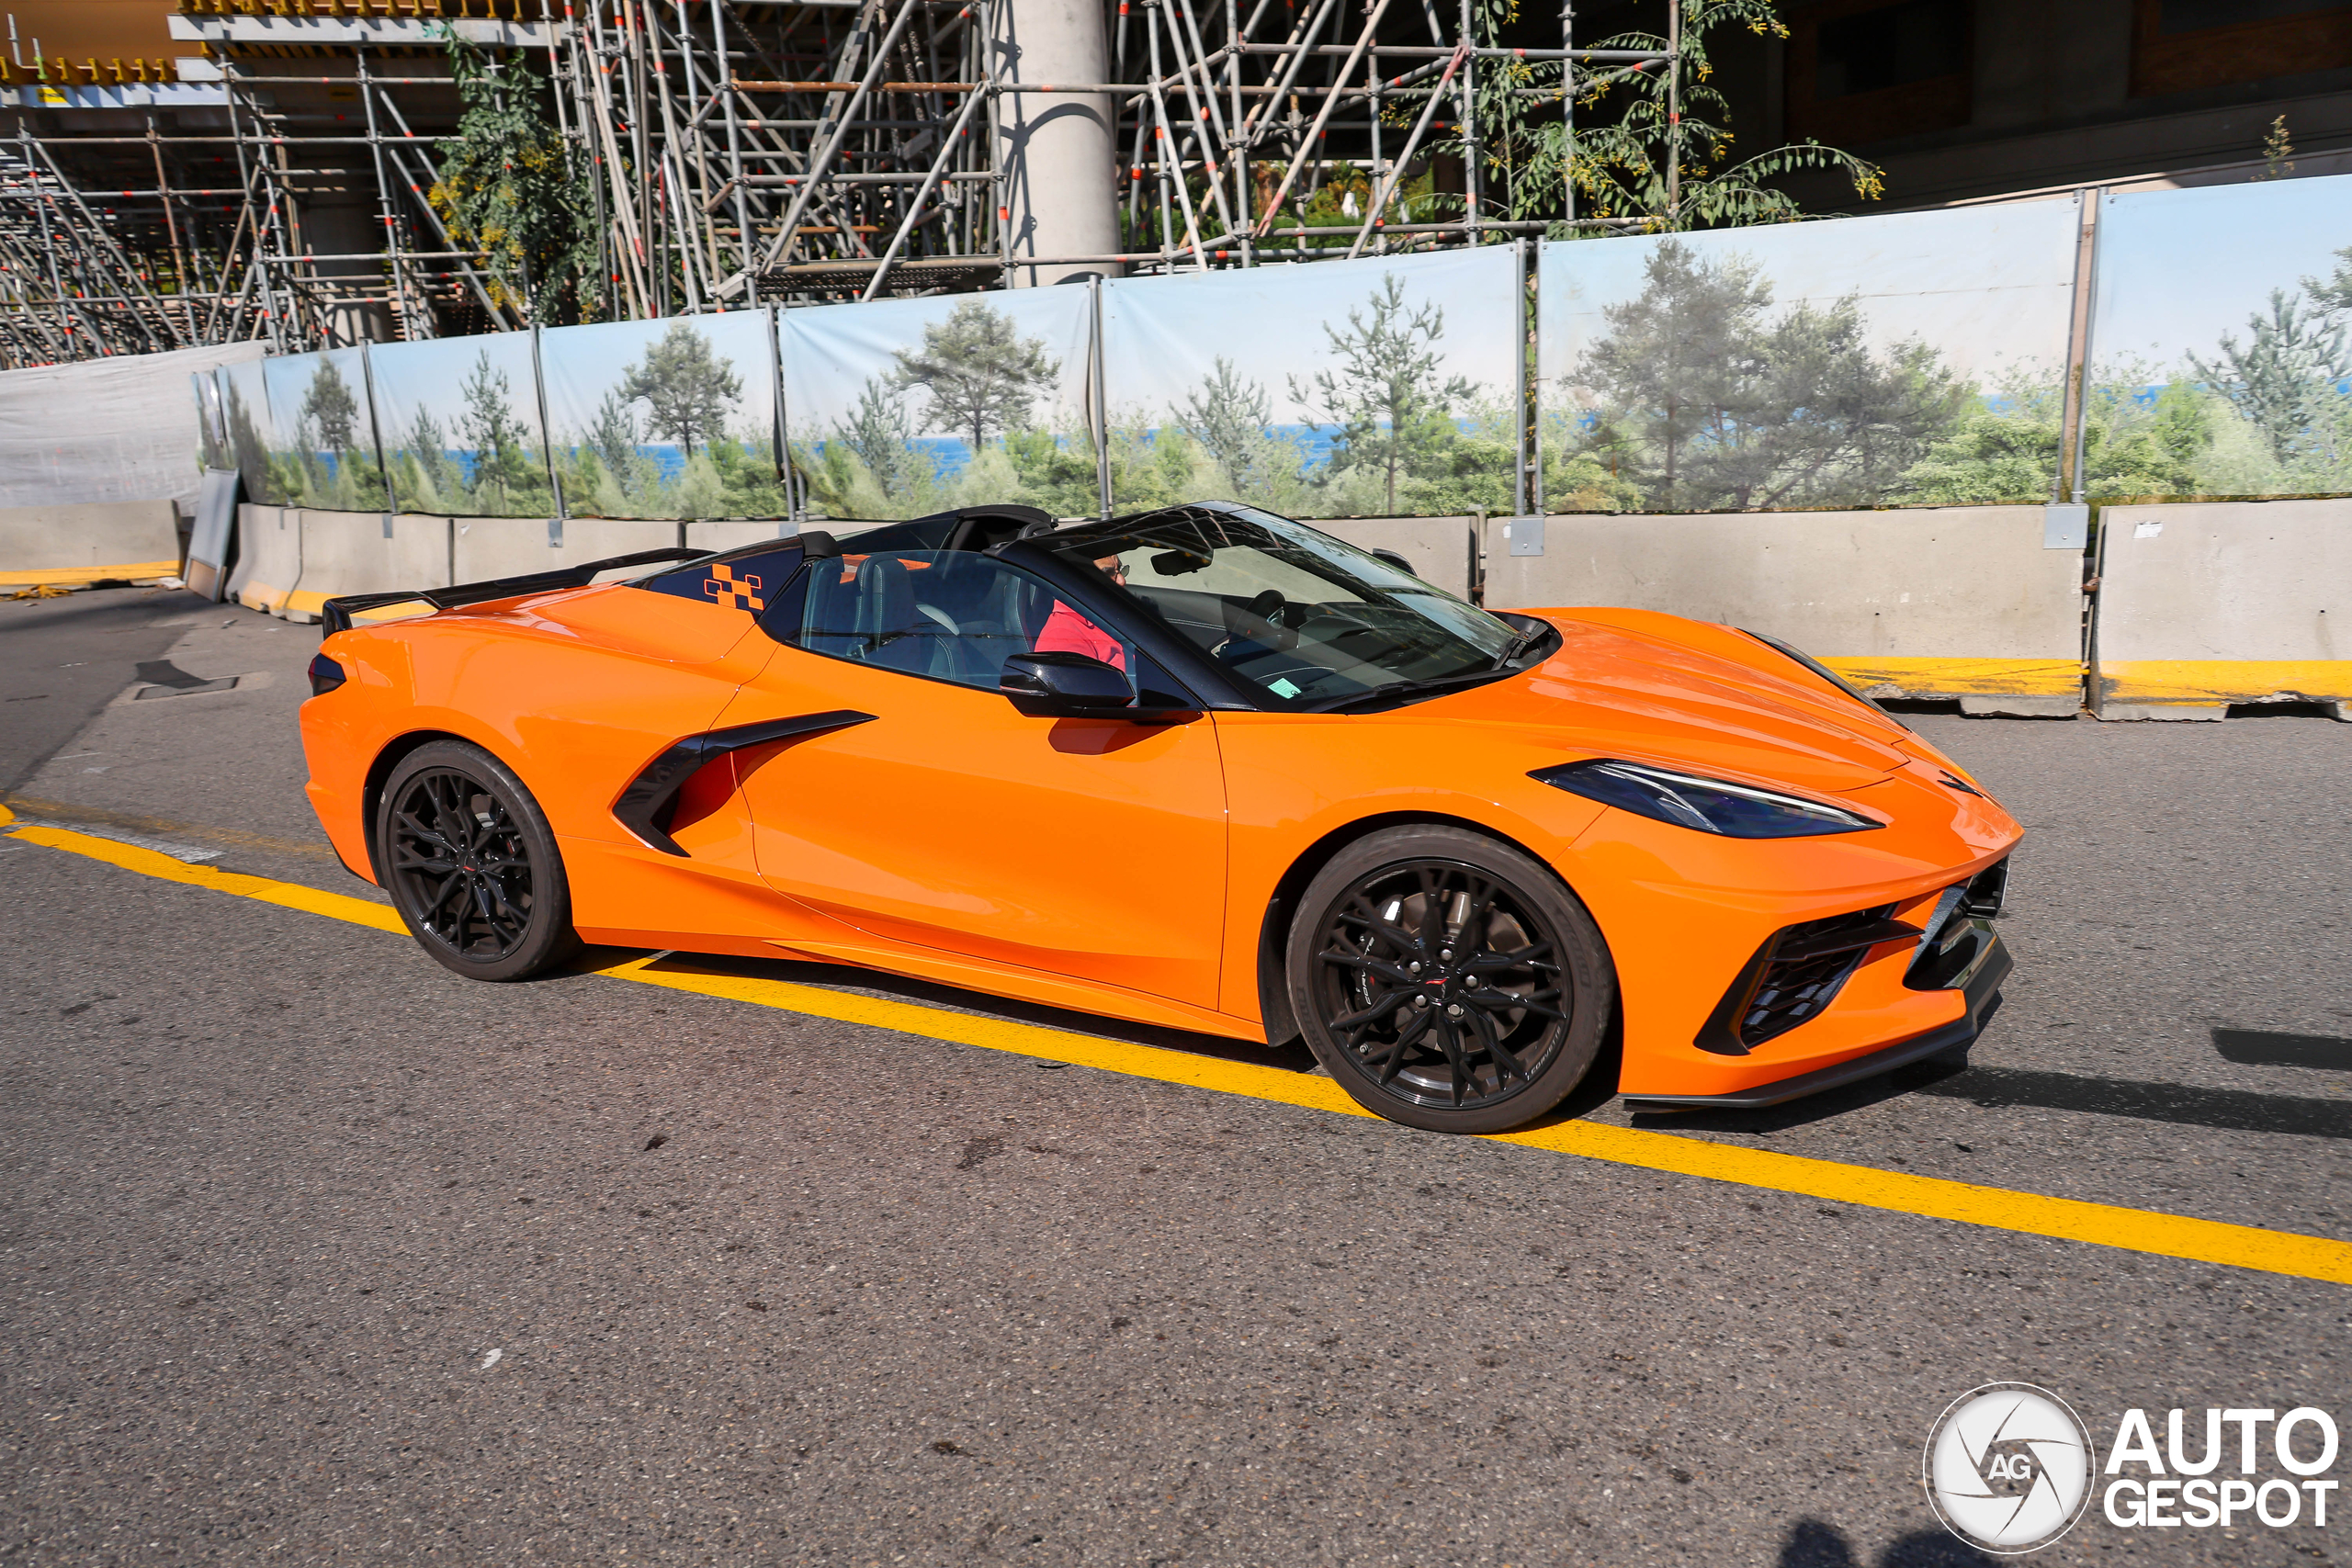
left=376, top=739, right=580, bottom=982
left=1285, top=826, right=1614, bottom=1134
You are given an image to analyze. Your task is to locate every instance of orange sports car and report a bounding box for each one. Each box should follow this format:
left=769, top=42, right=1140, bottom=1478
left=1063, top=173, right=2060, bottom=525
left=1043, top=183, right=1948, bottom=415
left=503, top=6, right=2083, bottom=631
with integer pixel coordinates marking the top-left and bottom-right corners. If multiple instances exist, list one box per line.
left=302, top=502, right=2018, bottom=1134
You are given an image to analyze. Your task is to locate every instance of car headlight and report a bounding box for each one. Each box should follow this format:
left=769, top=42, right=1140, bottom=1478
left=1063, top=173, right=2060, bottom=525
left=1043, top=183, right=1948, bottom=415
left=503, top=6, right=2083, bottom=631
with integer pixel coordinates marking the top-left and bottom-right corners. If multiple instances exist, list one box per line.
left=1531, top=759, right=1882, bottom=839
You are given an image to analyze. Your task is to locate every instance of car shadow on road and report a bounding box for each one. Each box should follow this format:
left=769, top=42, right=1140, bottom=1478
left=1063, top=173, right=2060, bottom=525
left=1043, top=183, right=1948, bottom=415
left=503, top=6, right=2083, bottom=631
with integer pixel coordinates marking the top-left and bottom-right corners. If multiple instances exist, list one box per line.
left=571, top=944, right=1324, bottom=1072
left=1779, top=1519, right=1992, bottom=1566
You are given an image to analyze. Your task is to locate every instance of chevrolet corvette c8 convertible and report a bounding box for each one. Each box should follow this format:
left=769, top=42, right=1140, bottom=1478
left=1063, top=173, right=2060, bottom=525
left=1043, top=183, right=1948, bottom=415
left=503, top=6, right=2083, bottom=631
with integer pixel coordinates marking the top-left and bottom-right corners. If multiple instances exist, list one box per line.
left=302, top=502, right=2018, bottom=1134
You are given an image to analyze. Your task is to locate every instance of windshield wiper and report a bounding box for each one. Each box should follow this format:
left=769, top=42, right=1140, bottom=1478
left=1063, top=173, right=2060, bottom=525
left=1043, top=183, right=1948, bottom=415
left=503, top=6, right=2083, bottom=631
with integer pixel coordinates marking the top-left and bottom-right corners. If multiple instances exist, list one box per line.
left=1306, top=668, right=1510, bottom=714
left=1491, top=621, right=1555, bottom=671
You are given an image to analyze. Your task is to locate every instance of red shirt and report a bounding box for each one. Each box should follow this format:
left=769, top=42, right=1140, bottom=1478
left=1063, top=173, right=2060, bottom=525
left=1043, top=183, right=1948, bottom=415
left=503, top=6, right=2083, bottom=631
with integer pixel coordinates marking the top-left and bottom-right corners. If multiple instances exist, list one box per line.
left=1033, top=602, right=1126, bottom=671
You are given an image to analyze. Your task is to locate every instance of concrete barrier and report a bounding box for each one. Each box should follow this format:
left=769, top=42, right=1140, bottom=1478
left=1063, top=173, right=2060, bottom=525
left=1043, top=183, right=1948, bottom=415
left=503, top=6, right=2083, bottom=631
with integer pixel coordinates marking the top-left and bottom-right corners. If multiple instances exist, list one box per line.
left=1480, top=505, right=2087, bottom=716
left=450, top=515, right=683, bottom=585
left=286, top=510, right=456, bottom=626
left=0, top=499, right=184, bottom=586
left=2093, top=499, right=2351, bottom=721
left=688, top=520, right=798, bottom=553
left=227, top=503, right=305, bottom=617
left=1307, top=515, right=1477, bottom=602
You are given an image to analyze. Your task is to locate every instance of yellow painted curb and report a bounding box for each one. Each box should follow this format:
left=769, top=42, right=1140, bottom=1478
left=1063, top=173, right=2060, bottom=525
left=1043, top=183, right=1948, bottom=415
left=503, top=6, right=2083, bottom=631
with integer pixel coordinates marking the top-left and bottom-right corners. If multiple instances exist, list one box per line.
left=1818, top=656, right=2083, bottom=698
left=10, top=818, right=2352, bottom=1287
left=0, top=560, right=182, bottom=587
left=2098, top=660, right=2352, bottom=705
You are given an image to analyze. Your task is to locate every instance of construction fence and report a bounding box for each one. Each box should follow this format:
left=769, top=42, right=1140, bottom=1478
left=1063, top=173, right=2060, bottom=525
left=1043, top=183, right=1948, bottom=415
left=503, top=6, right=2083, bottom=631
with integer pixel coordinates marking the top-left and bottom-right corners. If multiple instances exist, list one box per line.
left=172, top=172, right=2352, bottom=533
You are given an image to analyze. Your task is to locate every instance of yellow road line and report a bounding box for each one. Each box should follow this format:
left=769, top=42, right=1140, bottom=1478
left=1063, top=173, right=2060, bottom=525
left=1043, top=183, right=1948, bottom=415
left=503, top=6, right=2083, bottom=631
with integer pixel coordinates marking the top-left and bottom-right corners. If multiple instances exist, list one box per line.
left=11, top=811, right=2351, bottom=1287
left=5, top=813, right=405, bottom=935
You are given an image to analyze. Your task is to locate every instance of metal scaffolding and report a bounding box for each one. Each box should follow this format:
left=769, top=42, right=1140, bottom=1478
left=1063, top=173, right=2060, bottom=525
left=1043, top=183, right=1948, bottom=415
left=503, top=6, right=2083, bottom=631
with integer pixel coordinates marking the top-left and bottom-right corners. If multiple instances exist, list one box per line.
left=0, top=0, right=1676, bottom=366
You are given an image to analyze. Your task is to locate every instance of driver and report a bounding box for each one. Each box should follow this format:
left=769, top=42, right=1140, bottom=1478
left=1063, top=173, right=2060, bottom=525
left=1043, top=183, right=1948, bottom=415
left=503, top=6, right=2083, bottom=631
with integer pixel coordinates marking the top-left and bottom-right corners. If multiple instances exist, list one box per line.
left=1033, top=555, right=1128, bottom=671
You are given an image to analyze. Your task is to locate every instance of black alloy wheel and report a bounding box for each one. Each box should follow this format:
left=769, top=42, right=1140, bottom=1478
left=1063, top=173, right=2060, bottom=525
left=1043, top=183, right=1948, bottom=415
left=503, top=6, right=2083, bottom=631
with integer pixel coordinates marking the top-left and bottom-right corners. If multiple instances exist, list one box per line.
left=377, top=739, right=579, bottom=982
left=1286, top=827, right=1613, bottom=1134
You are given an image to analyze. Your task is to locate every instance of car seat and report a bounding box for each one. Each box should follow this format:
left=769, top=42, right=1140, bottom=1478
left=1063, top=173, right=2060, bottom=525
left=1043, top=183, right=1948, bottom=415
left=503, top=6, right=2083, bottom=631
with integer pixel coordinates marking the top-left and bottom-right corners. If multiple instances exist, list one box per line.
left=851, top=554, right=929, bottom=674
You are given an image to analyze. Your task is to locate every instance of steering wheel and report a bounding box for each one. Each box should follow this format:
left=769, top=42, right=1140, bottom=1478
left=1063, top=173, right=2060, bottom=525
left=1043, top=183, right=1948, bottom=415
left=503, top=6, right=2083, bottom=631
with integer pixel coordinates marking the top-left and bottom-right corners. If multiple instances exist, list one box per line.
left=1219, top=589, right=1298, bottom=653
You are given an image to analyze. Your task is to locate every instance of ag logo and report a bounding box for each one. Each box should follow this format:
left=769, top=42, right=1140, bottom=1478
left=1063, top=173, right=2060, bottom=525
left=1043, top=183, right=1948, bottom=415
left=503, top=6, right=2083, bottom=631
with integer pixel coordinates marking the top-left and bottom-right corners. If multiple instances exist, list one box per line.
left=1923, top=1383, right=2097, bottom=1554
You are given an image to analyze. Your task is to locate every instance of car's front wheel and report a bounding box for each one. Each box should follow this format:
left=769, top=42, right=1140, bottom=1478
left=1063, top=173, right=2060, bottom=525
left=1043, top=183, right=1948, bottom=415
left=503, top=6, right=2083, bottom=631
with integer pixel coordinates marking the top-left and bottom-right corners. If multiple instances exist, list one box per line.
left=1286, top=827, right=1614, bottom=1134
left=377, top=739, right=580, bottom=982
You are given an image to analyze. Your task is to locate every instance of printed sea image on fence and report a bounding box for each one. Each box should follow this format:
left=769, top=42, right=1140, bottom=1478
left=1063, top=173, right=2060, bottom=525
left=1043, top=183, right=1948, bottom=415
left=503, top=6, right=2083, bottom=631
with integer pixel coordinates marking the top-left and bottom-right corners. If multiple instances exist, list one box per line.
left=263, top=348, right=388, bottom=512
left=2090, top=174, right=2352, bottom=499
left=782, top=287, right=1097, bottom=521
left=1538, top=201, right=2082, bottom=513
left=537, top=312, right=785, bottom=519
left=367, top=333, right=552, bottom=518
left=1101, top=248, right=1519, bottom=518
left=215, top=356, right=279, bottom=506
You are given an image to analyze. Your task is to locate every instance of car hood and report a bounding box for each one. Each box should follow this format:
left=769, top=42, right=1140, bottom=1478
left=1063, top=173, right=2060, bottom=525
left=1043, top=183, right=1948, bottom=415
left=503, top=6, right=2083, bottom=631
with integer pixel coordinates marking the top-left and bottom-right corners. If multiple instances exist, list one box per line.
left=1404, top=615, right=1916, bottom=795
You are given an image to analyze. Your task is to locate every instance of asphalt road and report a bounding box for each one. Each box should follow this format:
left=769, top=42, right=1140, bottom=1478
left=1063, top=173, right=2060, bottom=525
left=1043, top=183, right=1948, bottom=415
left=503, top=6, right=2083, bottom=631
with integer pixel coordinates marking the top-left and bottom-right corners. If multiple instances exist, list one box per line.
left=5, top=587, right=2350, bottom=1566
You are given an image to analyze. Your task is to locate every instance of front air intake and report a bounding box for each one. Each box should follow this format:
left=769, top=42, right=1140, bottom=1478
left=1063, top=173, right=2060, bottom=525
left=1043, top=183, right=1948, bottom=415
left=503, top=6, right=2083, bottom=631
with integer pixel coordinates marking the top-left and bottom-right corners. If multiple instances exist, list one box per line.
left=1696, top=905, right=1916, bottom=1055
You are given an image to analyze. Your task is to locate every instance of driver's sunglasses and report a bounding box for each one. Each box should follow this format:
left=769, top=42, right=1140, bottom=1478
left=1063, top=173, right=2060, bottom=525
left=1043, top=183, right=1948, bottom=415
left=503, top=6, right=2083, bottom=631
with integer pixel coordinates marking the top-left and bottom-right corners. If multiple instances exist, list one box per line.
left=1107, top=559, right=1128, bottom=579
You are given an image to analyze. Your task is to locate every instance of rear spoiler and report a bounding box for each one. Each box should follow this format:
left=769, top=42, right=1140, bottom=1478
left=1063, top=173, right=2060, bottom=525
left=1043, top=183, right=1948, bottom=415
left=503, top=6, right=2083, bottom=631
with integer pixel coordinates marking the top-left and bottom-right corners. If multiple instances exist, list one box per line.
left=320, top=547, right=707, bottom=637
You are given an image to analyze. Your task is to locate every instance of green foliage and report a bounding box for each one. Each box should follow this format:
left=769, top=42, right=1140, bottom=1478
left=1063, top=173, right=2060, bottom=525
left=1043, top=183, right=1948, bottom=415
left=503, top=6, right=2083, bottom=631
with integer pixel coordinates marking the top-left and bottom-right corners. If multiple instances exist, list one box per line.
left=547, top=325, right=782, bottom=519
left=397, top=405, right=459, bottom=513
left=1464, top=0, right=1883, bottom=233
left=1002, top=426, right=1106, bottom=518
left=1289, top=275, right=1477, bottom=513
left=2188, top=288, right=2350, bottom=465
left=300, top=358, right=362, bottom=456
left=457, top=352, right=548, bottom=513
left=221, top=377, right=274, bottom=504
left=838, top=378, right=918, bottom=501
left=431, top=29, right=603, bottom=323
left=619, top=321, right=743, bottom=452
left=1565, top=241, right=1970, bottom=509
left=269, top=357, right=390, bottom=510
left=888, top=299, right=1060, bottom=452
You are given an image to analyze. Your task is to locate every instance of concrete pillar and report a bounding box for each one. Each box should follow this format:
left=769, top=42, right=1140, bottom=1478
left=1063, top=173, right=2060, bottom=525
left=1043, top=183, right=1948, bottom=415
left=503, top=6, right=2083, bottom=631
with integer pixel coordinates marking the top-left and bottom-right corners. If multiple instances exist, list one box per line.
left=990, top=0, right=1125, bottom=287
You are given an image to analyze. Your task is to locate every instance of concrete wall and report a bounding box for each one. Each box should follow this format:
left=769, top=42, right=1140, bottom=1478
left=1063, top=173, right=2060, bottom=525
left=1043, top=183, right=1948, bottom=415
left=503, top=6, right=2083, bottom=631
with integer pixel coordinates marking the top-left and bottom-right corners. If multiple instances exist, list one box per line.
left=1482, top=506, right=2087, bottom=716
left=0, top=499, right=184, bottom=584
left=2094, top=499, right=2351, bottom=720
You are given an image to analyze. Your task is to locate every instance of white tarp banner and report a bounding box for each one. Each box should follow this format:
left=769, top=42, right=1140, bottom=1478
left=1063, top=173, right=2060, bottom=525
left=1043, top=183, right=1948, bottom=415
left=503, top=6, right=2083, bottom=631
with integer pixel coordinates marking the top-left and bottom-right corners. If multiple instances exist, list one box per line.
left=0, top=340, right=266, bottom=509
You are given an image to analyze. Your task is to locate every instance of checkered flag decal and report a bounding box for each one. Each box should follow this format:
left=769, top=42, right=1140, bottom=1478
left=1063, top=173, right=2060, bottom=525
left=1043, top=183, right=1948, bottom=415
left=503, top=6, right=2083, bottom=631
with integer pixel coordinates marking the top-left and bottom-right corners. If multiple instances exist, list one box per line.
left=702, top=562, right=765, bottom=613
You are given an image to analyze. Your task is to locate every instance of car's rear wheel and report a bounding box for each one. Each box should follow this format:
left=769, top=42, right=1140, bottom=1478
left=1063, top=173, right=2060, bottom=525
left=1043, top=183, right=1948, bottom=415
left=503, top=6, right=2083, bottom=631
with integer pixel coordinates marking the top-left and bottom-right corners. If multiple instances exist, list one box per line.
left=1286, top=827, right=1613, bottom=1134
left=377, top=739, right=579, bottom=982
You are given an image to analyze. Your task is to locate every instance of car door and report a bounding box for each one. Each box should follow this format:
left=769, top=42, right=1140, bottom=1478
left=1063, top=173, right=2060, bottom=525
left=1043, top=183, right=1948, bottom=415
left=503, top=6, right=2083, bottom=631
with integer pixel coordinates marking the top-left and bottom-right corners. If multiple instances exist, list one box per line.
left=717, top=545, right=1230, bottom=1010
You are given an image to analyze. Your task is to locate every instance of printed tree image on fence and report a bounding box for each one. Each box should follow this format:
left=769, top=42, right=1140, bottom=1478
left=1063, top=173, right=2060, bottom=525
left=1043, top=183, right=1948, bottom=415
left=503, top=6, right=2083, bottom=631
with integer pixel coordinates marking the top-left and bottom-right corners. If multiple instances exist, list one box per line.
left=1539, top=203, right=2086, bottom=513
left=786, top=290, right=1098, bottom=521
left=2084, top=176, right=2352, bottom=500
left=1101, top=248, right=1520, bottom=517
left=217, top=358, right=277, bottom=506
left=542, top=316, right=785, bottom=519
left=370, top=334, right=553, bottom=517
left=263, top=349, right=389, bottom=511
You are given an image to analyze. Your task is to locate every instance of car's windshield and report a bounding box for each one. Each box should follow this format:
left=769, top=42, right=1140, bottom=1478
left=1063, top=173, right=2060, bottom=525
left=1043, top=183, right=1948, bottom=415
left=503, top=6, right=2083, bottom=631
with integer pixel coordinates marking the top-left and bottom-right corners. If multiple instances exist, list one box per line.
left=1044, top=506, right=1520, bottom=707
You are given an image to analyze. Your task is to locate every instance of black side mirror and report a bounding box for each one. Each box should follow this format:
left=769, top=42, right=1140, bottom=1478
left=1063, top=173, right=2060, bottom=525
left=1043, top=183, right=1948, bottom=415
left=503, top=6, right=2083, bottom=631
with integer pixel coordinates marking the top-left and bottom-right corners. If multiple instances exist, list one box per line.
left=1000, top=651, right=1135, bottom=717
left=1371, top=547, right=1418, bottom=577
